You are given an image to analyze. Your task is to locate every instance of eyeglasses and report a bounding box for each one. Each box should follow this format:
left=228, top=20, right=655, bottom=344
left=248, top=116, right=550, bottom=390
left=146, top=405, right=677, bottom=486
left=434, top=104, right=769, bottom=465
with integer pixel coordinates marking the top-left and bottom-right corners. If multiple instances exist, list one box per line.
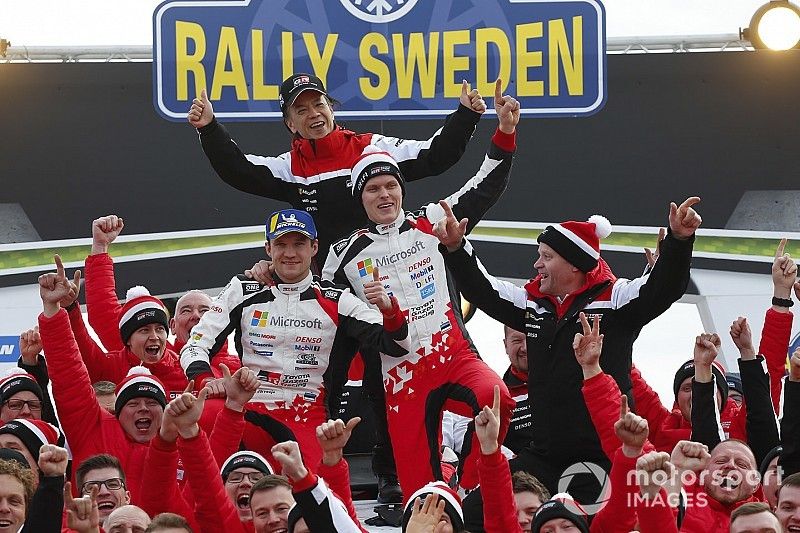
left=81, top=478, right=125, bottom=494
left=226, top=471, right=266, bottom=484
left=3, top=399, right=42, bottom=412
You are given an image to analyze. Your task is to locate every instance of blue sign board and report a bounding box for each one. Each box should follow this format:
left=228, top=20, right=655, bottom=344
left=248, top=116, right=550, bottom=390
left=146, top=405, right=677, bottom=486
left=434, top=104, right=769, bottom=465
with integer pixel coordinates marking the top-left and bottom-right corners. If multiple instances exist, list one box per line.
left=0, top=336, right=19, bottom=363
left=153, top=0, right=606, bottom=121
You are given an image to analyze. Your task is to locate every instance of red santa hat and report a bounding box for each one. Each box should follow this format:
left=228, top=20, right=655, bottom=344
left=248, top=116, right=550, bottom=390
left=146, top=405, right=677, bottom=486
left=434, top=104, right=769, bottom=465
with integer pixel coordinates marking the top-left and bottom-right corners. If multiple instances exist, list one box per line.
left=118, top=286, right=169, bottom=344
left=114, top=366, right=167, bottom=415
left=536, top=215, right=612, bottom=272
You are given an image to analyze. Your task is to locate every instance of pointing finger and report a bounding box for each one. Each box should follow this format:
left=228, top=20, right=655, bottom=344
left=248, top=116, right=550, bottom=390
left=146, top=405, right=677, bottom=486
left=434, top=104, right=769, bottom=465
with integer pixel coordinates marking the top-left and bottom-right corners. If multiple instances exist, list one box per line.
left=776, top=238, right=788, bottom=259
left=494, top=79, right=503, bottom=101
left=54, top=254, right=65, bottom=278
left=438, top=199, right=455, bottom=219
left=73, top=270, right=82, bottom=290
left=679, top=196, right=701, bottom=211
left=620, top=394, right=629, bottom=419
left=491, top=384, right=500, bottom=416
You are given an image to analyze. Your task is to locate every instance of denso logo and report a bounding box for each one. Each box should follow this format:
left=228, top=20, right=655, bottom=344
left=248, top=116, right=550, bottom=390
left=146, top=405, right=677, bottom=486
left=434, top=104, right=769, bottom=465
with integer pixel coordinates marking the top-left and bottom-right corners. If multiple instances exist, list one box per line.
left=295, top=336, right=322, bottom=343
left=374, top=240, right=425, bottom=268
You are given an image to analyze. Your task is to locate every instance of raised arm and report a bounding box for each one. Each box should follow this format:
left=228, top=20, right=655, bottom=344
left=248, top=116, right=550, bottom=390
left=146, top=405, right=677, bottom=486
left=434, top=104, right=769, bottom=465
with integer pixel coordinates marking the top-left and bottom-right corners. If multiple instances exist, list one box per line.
left=315, top=417, right=365, bottom=531
left=690, top=333, right=726, bottom=449
left=615, top=198, right=700, bottom=328
left=37, top=256, right=104, bottom=451
left=434, top=203, right=527, bottom=331
left=85, top=215, right=126, bottom=352
left=17, top=327, right=58, bottom=426
left=779, top=349, right=800, bottom=477
left=22, top=444, right=69, bottom=533
left=380, top=80, right=485, bottom=180
left=190, top=89, right=291, bottom=201
left=731, top=317, right=780, bottom=467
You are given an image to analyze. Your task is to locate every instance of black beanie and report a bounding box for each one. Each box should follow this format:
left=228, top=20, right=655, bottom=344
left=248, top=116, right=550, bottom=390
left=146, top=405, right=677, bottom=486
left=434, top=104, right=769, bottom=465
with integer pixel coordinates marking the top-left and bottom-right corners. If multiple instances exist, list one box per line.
left=220, top=451, right=273, bottom=479
left=350, top=149, right=406, bottom=201
left=0, top=371, right=43, bottom=405
left=673, top=359, right=729, bottom=407
left=532, top=494, right=590, bottom=533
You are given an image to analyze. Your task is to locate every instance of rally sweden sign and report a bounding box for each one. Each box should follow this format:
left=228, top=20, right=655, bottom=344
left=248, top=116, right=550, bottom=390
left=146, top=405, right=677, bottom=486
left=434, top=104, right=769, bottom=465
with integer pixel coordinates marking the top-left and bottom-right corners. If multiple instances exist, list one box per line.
left=153, top=0, right=606, bottom=121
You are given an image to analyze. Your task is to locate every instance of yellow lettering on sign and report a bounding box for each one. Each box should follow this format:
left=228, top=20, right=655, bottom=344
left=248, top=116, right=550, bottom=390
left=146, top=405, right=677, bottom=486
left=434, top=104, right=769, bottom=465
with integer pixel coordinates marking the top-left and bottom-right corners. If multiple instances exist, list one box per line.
left=548, top=17, right=583, bottom=96
left=251, top=29, right=277, bottom=100
left=516, top=22, right=544, bottom=97
left=475, top=27, right=511, bottom=96
left=443, top=30, right=470, bottom=97
left=282, top=32, right=294, bottom=82
left=304, top=33, right=338, bottom=86
left=393, top=33, right=439, bottom=98
left=175, top=21, right=206, bottom=101
left=359, top=32, right=390, bottom=100
left=211, top=26, right=248, bottom=100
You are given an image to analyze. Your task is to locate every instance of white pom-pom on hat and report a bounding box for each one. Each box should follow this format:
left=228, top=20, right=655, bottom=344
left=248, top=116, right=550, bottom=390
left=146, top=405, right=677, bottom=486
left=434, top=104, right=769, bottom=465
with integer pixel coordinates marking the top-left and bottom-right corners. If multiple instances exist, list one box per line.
left=125, top=286, right=151, bottom=301
left=588, top=215, right=612, bottom=239
left=0, top=368, right=30, bottom=380
left=126, top=365, right=153, bottom=377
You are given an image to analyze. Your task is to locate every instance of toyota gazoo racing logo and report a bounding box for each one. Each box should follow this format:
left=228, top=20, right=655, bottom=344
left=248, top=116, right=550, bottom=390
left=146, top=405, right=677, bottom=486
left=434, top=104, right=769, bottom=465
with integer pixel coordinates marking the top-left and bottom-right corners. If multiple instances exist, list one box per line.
left=339, top=0, right=420, bottom=23
left=557, top=462, right=611, bottom=515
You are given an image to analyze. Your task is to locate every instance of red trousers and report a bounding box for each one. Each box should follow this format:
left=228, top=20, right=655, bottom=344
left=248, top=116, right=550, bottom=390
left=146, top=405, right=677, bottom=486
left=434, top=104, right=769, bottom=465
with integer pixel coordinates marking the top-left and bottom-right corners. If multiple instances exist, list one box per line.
left=383, top=344, right=514, bottom=500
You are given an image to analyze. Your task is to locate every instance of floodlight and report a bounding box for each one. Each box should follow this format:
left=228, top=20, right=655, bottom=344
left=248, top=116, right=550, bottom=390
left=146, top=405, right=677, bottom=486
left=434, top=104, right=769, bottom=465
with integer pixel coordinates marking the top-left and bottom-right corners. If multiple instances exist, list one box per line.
left=742, top=1, right=800, bottom=50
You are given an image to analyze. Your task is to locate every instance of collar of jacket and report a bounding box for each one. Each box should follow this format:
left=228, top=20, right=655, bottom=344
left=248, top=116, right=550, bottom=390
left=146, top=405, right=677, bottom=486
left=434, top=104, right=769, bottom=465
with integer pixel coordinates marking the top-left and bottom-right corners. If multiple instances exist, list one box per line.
left=271, top=272, right=314, bottom=296
left=291, top=125, right=355, bottom=160
left=368, top=211, right=410, bottom=235
left=503, top=365, right=528, bottom=387
left=524, top=257, right=617, bottom=315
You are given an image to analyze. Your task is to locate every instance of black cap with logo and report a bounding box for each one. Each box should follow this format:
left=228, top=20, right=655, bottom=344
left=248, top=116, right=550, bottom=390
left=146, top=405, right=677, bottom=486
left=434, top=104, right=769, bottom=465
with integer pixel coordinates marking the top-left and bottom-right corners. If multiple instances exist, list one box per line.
left=279, top=73, right=328, bottom=113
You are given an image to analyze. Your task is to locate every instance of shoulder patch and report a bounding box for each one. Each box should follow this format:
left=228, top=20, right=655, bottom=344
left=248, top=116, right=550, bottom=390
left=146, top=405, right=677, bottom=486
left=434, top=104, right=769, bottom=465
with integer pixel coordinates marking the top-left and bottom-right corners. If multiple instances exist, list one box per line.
left=315, top=280, right=345, bottom=301
left=332, top=228, right=370, bottom=257
left=235, top=274, right=264, bottom=294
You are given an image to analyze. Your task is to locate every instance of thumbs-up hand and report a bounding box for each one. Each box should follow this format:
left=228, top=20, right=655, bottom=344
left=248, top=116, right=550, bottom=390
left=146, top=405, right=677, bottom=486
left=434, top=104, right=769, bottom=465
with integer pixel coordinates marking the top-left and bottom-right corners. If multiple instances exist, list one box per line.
left=364, top=266, right=392, bottom=312
left=188, top=88, right=214, bottom=128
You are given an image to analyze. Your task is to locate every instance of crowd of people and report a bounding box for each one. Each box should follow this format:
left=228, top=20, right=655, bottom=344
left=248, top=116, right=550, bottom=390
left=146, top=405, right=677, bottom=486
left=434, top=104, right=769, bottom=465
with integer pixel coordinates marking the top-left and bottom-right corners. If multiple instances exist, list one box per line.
left=2, top=72, right=799, bottom=533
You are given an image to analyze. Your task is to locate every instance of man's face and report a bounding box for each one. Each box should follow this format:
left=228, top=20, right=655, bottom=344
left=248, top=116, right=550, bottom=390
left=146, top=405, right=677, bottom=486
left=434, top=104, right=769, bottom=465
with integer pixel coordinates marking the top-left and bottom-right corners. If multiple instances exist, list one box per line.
left=0, top=474, right=26, bottom=533
left=251, top=486, right=294, bottom=533
left=284, top=91, right=334, bottom=140
left=104, top=505, right=150, bottom=533
left=224, top=467, right=264, bottom=522
left=117, top=398, right=163, bottom=444
left=703, top=441, right=758, bottom=505
left=539, top=518, right=582, bottom=533
left=0, top=391, right=42, bottom=423
left=266, top=233, right=317, bottom=284
left=514, top=491, right=542, bottom=533
left=126, top=323, right=167, bottom=364
left=81, top=466, right=130, bottom=521
left=97, top=393, right=117, bottom=415
left=0, top=435, right=36, bottom=472
left=763, top=455, right=781, bottom=508
left=361, top=174, right=403, bottom=225
left=728, top=389, right=743, bottom=407
left=533, top=243, right=580, bottom=297
left=730, top=511, right=781, bottom=533
left=776, top=485, right=800, bottom=530
left=676, top=376, right=693, bottom=422
left=505, top=328, right=528, bottom=374
left=170, top=291, right=212, bottom=343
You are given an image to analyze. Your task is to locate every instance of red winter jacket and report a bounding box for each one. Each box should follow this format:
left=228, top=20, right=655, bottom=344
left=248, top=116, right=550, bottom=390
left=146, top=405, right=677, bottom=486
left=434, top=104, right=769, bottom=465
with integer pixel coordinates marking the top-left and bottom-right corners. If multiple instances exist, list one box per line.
left=629, top=365, right=745, bottom=453
left=39, top=309, right=151, bottom=504
left=83, top=253, right=241, bottom=380
left=477, top=449, right=521, bottom=533
left=759, top=308, right=793, bottom=415
left=66, top=303, right=189, bottom=393
left=590, top=448, right=641, bottom=533
left=679, top=480, right=762, bottom=532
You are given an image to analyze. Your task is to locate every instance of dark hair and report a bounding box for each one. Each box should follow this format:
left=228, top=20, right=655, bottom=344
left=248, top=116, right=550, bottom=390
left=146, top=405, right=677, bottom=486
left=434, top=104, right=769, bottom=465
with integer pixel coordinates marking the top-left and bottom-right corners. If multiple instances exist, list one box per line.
left=0, top=458, right=35, bottom=507
left=76, top=454, right=125, bottom=487
left=250, top=474, right=292, bottom=499
left=729, top=501, right=776, bottom=523
left=512, top=471, right=551, bottom=500
left=92, top=381, right=117, bottom=396
left=777, top=471, right=800, bottom=502
left=145, top=513, right=193, bottom=532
